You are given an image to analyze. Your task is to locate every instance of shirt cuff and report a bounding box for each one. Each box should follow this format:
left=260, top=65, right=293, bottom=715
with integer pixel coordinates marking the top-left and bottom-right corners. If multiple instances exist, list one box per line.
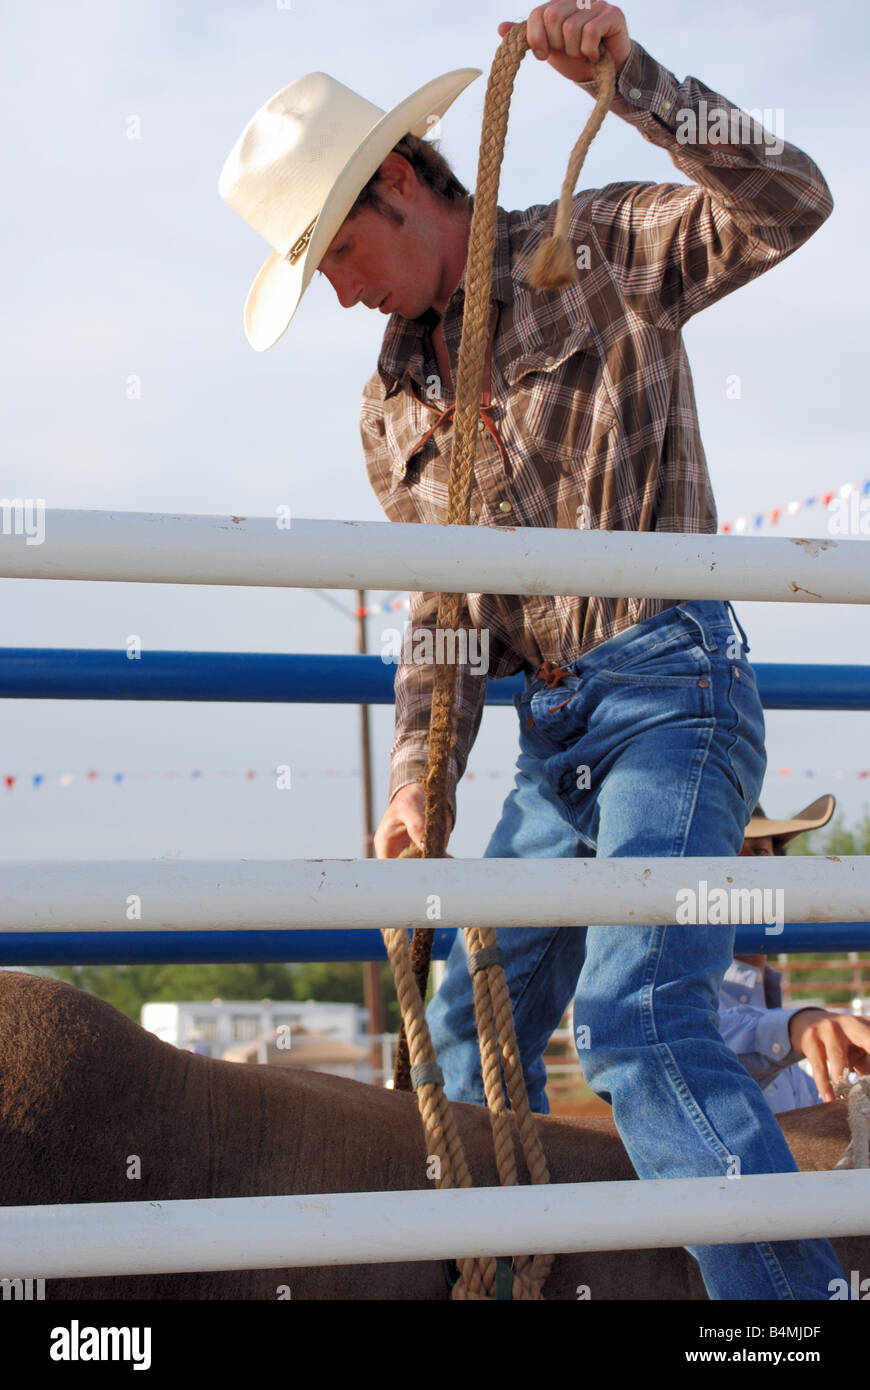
left=388, top=752, right=460, bottom=829
left=575, top=38, right=680, bottom=129
left=752, top=1007, right=805, bottom=1072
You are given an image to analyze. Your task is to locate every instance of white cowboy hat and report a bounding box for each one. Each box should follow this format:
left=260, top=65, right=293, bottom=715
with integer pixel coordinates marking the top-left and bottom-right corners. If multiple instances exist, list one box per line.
left=219, top=67, right=481, bottom=352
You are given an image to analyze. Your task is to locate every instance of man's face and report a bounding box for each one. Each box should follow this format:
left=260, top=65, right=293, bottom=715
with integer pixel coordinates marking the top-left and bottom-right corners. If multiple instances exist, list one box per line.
left=739, top=833, right=778, bottom=857
left=316, top=154, right=452, bottom=321
left=317, top=203, right=438, bottom=320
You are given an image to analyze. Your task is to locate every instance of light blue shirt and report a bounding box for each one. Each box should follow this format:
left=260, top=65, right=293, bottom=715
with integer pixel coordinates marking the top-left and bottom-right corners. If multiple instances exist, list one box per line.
left=719, top=961, right=821, bottom=1114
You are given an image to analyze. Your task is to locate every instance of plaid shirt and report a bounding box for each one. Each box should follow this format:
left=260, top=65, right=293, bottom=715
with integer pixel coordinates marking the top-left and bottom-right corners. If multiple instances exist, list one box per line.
left=359, top=39, right=833, bottom=817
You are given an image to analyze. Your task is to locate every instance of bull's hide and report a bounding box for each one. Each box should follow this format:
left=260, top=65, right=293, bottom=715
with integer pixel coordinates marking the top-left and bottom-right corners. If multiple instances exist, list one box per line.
left=0, top=971, right=862, bottom=1300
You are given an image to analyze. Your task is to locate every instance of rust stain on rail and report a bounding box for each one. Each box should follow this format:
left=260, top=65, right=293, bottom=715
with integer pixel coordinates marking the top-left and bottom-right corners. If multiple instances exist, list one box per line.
left=789, top=538, right=836, bottom=559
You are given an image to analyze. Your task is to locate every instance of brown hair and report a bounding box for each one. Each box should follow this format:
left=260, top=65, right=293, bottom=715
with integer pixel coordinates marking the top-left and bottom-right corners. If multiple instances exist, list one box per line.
left=346, top=132, right=470, bottom=226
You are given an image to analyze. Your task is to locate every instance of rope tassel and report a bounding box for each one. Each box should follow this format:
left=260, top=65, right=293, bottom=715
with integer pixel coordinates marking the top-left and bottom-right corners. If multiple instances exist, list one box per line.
left=526, top=44, right=617, bottom=290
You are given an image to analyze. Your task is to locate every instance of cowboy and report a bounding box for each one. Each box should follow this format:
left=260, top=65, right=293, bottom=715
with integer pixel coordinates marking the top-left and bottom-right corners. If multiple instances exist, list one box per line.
left=725, top=796, right=870, bottom=1113
left=220, top=2, right=840, bottom=1301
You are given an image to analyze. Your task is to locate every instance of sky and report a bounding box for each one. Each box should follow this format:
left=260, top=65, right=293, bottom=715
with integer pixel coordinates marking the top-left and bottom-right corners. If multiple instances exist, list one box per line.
left=1, top=0, right=869, bottom=872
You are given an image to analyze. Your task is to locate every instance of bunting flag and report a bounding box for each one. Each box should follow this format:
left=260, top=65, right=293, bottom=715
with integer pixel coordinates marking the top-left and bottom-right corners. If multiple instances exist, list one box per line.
left=355, top=597, right=410, bottom=618
left=719, top=478, right=870, bottom=534
left=3, top=765, right=869, bottom=791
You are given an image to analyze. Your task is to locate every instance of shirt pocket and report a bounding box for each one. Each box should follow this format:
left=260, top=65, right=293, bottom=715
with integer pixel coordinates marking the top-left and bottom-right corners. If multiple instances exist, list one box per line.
left=503, top=322, right=618, bottom=466
left=380, top=386, right=454, bottom=518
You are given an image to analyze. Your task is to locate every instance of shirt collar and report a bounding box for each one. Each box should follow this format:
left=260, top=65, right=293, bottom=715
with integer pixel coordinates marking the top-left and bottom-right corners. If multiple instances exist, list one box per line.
left=728, top=959, right=784, bottom=1007
left=375, top=198, right=515, bottom=391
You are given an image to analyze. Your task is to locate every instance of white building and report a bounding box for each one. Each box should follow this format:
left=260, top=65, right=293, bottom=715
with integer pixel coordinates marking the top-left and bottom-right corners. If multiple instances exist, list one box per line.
left=141, top=998, right=371, bottom=1081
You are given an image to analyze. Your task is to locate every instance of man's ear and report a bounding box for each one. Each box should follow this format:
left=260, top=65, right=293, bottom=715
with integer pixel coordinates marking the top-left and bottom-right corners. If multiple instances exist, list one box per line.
left=377, top=151, right=418, bottom=200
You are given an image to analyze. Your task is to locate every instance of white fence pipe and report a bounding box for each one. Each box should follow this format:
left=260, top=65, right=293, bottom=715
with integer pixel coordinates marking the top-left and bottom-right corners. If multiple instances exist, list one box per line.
left=1, top=1172, right=868, bottom=1277
left=0, top=857, right=867, bottom=931
left=0, top=511, right=866, bottom=603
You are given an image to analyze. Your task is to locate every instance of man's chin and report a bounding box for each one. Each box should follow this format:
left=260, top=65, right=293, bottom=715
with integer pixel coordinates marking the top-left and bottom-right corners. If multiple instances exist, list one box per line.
left=406, top=299, right=439, bottom=325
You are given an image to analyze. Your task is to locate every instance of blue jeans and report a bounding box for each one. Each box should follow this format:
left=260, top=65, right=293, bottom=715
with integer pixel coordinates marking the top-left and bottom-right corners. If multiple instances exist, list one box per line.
left=427, top=599, right=845, bottom=1300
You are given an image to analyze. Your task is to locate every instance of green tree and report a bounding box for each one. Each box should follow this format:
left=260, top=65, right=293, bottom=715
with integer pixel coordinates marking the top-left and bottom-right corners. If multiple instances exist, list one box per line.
left=39, top=960, right=402, bottom=1029
left=786, top=808, right=870, bottom=858
left=780, top=807, right=870, bottom=1007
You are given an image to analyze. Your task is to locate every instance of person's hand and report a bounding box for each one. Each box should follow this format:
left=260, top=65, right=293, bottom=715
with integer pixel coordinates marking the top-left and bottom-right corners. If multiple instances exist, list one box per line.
left=788, top=1009, right=870, bottom=1103
left=373, top=783, right=455, bottom=859
left=498, top=2, right=632, bottom=85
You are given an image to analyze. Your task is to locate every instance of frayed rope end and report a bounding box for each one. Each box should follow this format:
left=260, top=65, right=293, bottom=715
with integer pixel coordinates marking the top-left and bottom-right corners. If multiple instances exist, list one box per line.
left=526, top=234, right=578, bottom=291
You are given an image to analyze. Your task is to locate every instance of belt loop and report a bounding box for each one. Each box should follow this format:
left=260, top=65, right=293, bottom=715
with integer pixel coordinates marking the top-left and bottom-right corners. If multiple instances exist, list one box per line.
left=675, top=601, right=717, bottom=652
left=725, top=601, right=751, bottom=655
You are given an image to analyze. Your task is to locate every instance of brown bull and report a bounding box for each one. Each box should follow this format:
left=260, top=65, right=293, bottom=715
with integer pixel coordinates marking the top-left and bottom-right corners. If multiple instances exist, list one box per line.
left=0, top=971, right=863, bottom=1300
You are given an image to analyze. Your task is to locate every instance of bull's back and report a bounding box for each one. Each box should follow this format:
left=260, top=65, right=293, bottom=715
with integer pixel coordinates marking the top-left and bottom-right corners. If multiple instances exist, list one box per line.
left=0, top=972, right=857, bottom=1300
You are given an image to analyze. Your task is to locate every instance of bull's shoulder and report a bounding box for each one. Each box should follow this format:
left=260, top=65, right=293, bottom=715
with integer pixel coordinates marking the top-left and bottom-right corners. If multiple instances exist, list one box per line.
left=0, top=969, right=165, bottom=1103
left=0, top=970, right=186, bottom=1204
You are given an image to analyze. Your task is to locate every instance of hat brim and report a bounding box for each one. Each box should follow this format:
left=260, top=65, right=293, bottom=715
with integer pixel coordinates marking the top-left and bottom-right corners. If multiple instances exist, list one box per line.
left=745, top=794, right=835, bottom=843
left=244, top=66, right=481, bottom=352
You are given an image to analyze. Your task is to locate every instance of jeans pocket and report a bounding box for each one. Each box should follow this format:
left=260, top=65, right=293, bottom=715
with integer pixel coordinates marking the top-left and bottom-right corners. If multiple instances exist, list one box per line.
left=528, top=676, right=584, bottom=729
left=724, top=662, right=767, bottom=812
left=595, top=630, right=709, bottom=686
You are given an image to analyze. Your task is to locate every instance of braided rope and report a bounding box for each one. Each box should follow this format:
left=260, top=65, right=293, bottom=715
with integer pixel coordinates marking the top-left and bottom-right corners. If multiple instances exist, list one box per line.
left=384, top=23, right=617, bottom=1300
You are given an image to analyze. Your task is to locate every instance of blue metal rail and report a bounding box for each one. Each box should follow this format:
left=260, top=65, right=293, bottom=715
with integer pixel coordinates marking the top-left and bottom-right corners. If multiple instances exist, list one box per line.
left=1, top=649, right=869, bottom=709
left=1, top=924, right=868, bottom=966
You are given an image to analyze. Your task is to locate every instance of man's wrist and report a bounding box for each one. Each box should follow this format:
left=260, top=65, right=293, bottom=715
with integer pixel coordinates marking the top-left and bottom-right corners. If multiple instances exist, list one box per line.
left=788, top=1007, right=829, bottom=1050
left=574, top=38, right=681, bottom=133
left=575, top=36, right=642, bottom=94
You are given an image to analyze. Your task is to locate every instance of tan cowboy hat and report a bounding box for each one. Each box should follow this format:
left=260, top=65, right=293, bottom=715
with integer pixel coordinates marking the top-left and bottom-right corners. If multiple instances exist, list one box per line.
left=219, top=67, right=481, bottom=352
left=746, top=794, right=835, bottom=844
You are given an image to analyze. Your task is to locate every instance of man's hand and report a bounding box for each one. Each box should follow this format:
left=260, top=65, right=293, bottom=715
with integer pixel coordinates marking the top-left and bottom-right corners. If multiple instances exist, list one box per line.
left=498, top=2, right=632, bottom=85
left=374, top=783, right=455, bottom=859
left=788, top=1009, right=870, bottom=1103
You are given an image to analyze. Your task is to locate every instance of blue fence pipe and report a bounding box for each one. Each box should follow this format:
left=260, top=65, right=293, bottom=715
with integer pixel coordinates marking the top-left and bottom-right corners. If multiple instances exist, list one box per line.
left=1, top=924, right=868, bottom=966
left=1, top=650, right=870, bottom=709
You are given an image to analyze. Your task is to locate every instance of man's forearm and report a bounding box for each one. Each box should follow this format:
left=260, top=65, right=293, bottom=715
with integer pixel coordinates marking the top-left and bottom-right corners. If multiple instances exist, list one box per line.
left=575, top=37, right=833, bottom=239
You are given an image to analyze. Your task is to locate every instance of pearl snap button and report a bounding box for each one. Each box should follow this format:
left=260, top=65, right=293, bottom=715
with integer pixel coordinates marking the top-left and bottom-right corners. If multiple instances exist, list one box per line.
left=498, top=500, right=513, bottom=512
left=544, top=355, right=556, bottom=367
left=739, top=994, right=749, bottom=1003
left=629, top=87, right=642, bottom=100
left=772, top=1042, right=782, bottom=1054
left=477, top=419, right=485, bottom=432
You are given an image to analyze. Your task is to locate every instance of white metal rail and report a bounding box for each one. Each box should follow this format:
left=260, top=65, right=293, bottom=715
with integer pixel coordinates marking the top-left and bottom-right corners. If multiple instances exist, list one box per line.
left=2, top=1172, right=868, bottom=1277
left=1, top=856, right=867, bottom=931
left=0, top=510, right=866, bottom=603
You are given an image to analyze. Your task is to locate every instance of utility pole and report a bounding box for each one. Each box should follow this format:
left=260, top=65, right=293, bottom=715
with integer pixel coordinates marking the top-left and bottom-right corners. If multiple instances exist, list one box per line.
left=357, top=590, right=385, bottom=1079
